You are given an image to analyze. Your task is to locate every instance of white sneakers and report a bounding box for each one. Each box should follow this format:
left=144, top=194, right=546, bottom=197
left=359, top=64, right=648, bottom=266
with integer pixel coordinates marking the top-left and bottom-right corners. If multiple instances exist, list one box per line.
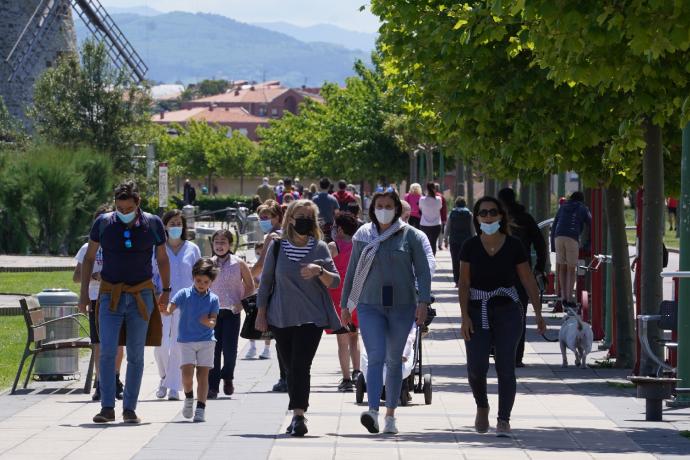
left=155, top=379, right=166, bottom=399
left=360, top=410, right=379, bottom=433
left=383, top=416, right=398, bottom=434
left=167, top=390, right=180, bottom=401
left=193, top=407, right=205, bottom=422
left=244, top=343, right=257, bottom=359
left=259, top=347, right=271, bottom=360
left=182, top=398, right=194, bottom=419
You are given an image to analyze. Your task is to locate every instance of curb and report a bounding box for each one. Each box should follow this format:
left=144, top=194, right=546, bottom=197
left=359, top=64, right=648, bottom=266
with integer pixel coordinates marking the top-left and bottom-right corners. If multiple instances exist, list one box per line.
left=0, top=266, right=75, bottom=273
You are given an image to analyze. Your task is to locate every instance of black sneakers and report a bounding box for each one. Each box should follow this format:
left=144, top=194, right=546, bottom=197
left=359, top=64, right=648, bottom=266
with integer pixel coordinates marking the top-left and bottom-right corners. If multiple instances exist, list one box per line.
left=272, top=378, right=288, bottom=392
left=207, top=389, right=219, bottom=399
left=92, top=407, right=115, bottom=423
left=286, top=415, right=308, bottom=436
left=338, top=378, right=354, bottom=392
left=115, top=376, right=124, bottom=400
left=122, top=409, right=141, bottom=424
left=223, top=379, right=234, bottom=396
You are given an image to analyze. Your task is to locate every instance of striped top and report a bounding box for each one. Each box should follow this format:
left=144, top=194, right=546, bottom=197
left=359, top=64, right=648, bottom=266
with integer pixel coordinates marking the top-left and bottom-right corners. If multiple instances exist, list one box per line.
left=281, top=238, right=315, bottom=262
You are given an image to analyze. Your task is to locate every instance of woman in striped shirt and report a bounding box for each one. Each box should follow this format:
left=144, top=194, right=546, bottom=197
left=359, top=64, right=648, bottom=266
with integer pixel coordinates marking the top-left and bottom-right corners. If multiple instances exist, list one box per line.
left=255, top=200, right=342, bottom=437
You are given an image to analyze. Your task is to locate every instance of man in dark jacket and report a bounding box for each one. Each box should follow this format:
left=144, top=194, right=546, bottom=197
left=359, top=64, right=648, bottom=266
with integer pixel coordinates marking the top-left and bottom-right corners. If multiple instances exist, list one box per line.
left=550, top=191, right=591, bottom=308
left=498, top=188, right=547, bottom=367
left=443, top=197, right=474, bottom=286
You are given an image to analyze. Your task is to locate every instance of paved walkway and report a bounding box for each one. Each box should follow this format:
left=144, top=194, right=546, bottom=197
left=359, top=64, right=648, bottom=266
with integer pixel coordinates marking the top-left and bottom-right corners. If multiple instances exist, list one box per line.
left=1, top=252, right=689, bottom=459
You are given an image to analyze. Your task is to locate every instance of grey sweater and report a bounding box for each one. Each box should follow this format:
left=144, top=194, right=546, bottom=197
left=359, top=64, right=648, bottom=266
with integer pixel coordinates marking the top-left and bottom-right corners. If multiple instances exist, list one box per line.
left=257, top=239, right=341, bottom=329
left=341, top=224, right=432, bottom=308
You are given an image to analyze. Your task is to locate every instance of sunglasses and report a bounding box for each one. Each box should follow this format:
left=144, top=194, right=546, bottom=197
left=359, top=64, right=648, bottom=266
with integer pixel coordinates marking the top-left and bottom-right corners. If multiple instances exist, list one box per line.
left=123, top=229, right=132, bottom=249
left=477, top=208, right=500, bottom=217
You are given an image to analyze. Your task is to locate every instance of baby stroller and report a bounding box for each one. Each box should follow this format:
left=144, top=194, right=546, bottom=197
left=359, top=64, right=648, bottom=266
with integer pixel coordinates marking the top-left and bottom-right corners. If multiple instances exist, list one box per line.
left=355, top=305, right=436, bottom=406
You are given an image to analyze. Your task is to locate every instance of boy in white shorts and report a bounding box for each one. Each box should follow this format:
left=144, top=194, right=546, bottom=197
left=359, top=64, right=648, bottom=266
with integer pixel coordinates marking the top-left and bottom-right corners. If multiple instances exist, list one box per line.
left=165, top=258, right=220, bottom=422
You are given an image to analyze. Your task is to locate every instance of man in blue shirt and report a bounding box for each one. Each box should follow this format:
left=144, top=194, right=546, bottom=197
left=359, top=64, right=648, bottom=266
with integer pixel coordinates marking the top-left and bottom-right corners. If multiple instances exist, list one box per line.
left=79, top=182, right=170, bottom=424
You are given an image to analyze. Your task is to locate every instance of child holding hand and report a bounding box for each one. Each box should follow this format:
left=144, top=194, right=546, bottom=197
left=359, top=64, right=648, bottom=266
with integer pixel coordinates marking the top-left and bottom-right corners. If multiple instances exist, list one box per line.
left=165, top=257, right=220, bottom=422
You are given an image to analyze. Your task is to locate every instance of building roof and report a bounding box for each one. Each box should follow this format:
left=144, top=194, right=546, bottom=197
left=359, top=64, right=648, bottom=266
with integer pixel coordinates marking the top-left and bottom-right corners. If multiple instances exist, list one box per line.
left=152, top=106, right=270, bottom=124
left=192, top=86, right=294, bottom=105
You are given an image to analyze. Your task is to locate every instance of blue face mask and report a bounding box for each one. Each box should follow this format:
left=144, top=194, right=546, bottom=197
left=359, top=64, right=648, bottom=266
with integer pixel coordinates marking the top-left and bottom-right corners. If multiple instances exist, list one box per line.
left=259, top=219, right=273, bottom=233
left=480, top=221, right=501, bottom=235
left=168, top=226, right=183, bottom=240
left=117, top=210, right=136, bottom=224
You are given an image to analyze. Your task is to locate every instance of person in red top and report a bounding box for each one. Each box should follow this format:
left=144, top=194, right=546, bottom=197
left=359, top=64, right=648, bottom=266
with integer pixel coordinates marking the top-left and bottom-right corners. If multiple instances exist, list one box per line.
left=327, top=213, right=361, bottom=392
left=333, top=180, right=357, bottom=211
left=435, top=183, right=448, bottom=250
left=667, top=196, right=678, bottom=231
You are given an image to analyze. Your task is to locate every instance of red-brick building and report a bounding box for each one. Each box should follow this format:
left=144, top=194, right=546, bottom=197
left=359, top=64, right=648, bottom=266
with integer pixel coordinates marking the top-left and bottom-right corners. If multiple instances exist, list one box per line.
left=152, top=106, right=270, bottom=141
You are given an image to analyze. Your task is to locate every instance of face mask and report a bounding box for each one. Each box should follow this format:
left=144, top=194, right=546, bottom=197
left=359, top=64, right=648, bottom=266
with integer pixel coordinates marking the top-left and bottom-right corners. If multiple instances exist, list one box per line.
left=293, top=217, right=314, bottom=235
left=480, top=221, right=501, bottom=235
left=259, top=220, right=273, bottom=233
left=117, top=210, right=136, bottom=224
left=375, top=208, right=395, bottom=225
left=168, top=226, right=183, bottom=240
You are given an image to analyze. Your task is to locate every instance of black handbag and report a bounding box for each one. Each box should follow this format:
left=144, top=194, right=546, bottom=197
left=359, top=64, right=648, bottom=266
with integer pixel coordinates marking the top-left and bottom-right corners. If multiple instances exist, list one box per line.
left=240, top=239, right=280, bottom=340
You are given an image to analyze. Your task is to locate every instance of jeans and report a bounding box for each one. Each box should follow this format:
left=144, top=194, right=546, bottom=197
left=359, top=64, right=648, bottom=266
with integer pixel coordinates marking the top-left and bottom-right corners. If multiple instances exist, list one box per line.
left=358, top=303, right=416, bottom=410
left=209, top=309, right=241, bottom=391
left=464, top=300, right=522, bottom=422
left=271, top=324, right=323, bottom=411
left=420, top=225, right=442, bottom=256
left=99, top=289, right=154, bottom=410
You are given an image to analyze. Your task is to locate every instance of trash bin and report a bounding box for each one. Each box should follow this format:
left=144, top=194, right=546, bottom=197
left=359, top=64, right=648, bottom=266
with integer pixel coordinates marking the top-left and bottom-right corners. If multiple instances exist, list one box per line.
left=34, top=288, right=80, bottom=380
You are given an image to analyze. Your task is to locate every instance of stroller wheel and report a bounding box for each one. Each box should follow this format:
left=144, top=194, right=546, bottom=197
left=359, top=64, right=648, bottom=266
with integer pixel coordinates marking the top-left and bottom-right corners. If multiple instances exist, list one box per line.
left=423, top=373, right=432, bottom=405
left=355, top=373, right=365, bottom=404
left=399, top=381, right=410, bottom=406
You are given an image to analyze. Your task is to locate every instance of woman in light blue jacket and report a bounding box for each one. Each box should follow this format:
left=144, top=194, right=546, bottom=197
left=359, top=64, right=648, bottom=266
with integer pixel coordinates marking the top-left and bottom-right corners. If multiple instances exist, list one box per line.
left=341, top=190, right=432, bottom=435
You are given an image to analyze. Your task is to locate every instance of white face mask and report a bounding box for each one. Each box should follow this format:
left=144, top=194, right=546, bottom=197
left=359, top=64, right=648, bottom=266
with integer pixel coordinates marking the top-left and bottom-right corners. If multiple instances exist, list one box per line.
left=375, top=208, right=395, bottom=225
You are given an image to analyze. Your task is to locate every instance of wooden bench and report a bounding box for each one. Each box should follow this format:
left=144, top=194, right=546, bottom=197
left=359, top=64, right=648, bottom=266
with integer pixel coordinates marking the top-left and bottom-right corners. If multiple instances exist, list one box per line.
left=11, top=297, right=95, bottom=395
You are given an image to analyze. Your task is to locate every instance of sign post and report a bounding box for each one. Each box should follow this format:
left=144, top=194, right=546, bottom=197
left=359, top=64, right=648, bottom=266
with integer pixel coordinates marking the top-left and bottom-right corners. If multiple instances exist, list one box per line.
left=158, top=162, right=168, bottom=212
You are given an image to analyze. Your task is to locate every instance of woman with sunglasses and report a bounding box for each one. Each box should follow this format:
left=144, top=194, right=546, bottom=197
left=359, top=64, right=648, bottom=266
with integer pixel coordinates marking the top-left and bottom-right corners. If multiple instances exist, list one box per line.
left=458, top=196, right=546, bottom=437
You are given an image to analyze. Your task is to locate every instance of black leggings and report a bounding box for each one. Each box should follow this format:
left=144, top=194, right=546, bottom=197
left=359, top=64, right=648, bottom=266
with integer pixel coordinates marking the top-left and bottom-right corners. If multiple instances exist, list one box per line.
left=464, top=301, right=523, bottom=422
left=450, top=241, right=463, bottom=285
left=271, top=324, right=323, bottom=411
left=420, top=224, right=442, bottom=256
left=209, top=309, right=241, bottom=391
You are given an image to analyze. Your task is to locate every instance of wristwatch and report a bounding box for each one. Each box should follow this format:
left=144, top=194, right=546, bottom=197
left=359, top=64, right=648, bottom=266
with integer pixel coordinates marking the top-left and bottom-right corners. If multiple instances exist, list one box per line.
left=162, top=287, right=172, bottom=293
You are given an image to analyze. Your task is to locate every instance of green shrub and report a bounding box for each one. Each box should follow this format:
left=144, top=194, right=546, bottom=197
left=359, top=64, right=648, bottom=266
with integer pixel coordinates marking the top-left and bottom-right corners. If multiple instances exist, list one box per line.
left=195, top=194, right=254, bottom=212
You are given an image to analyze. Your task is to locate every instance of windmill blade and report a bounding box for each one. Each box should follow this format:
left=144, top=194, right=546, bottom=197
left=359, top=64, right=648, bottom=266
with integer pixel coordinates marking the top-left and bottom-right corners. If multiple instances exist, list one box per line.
left=72, top=0, right=148, bottom=83
left=5, top=0, right=69, bottom=82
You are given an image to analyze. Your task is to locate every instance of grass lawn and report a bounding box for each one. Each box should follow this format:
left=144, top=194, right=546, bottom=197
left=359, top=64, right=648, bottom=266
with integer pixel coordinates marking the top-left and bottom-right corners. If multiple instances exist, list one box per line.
left=624, top=208, right=679, bottom=250
left=0, top=271, right=79, bottom=295
left=0, top=316, right=28, bottom=391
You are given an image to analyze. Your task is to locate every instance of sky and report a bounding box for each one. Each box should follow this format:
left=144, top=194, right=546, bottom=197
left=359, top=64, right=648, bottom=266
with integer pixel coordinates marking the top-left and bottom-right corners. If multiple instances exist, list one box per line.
left=100, top=0, right=380, bottom=33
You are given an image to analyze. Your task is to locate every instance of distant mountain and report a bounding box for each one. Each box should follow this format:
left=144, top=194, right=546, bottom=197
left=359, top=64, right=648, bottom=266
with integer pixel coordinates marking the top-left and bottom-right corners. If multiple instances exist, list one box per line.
left=105, top=6, right=162, bottom=16
left=74, top=11, right=369, bottom=87
left=255, top=22, right=376, bottom=53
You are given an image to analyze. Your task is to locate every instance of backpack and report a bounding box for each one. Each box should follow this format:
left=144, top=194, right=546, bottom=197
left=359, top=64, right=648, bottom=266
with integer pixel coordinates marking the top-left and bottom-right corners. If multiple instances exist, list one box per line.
left=448, top=208, right=473, bottom=244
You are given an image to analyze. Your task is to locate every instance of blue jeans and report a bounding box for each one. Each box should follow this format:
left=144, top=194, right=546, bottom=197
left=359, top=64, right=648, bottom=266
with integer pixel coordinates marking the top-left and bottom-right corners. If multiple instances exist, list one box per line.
left=358, top=303, right=416, bottom=410
left=209, top=309, right=241, bottom=391
left=99, top=290, right=154, bottom=410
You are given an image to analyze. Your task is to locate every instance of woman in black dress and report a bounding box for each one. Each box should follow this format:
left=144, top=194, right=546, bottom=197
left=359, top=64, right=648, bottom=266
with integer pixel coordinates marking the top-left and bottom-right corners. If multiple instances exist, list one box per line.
left=458, top=196, right=546, bottom=437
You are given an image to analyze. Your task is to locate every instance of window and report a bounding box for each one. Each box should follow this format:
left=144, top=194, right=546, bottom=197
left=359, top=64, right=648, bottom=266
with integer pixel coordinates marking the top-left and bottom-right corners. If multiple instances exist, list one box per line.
left=271, top=108, right=279, bottom=117
left=258, top=105, right=267, bottom=116
left=238, top=128, right=248, bottom=137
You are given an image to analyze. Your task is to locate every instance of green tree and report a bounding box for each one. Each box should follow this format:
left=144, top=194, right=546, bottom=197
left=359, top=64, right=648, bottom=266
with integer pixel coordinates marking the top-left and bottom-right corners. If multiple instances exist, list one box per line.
left=30, top=39, right=152, bottom=171
left=207, top=130, right=261, bottom=195
left=0, top=96, right=29, bottom=149
left=511, top=0, right=690, bottom=372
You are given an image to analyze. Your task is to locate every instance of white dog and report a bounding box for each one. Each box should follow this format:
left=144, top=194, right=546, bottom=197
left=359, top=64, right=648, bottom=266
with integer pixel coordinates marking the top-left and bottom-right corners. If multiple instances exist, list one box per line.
left=559, top=312, right=593, bottom=368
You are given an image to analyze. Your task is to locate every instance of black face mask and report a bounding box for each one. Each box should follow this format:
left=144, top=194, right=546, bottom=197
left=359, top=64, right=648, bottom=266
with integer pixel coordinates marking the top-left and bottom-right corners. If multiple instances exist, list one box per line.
left=293, top=217, right=314, bottom=236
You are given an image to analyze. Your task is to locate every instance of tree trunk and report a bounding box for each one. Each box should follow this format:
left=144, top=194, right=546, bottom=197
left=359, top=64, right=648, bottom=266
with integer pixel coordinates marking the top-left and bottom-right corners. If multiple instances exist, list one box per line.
left=484, top=177, right=496, bottom=197
left=606, top=185, right=636, bottom=368
left=534, top=176, right=550, bottom=224
left=409, top=151, right=418, bottom=185
left=455, top=157, right=465, bottom=198
left=239, top=172, right=244, bottom=195
left=466, top=164, right=474, bottom=209
left=520, top=180, right=531, bottom=215
left=640, top=118, right=665, bottom=374
left=425, top=148, right=434, bottom=183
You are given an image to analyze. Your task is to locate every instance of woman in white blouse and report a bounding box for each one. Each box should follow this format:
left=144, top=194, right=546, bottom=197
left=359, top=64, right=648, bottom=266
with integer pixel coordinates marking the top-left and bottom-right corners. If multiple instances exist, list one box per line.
left=418, top=181, right=443, bottom=256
